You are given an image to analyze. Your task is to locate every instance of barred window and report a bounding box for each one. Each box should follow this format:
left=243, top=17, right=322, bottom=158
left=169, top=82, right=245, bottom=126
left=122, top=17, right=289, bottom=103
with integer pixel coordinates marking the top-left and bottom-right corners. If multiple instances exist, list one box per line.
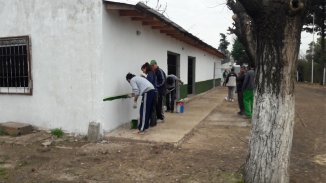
left=0, top=36, right=32, bottom=95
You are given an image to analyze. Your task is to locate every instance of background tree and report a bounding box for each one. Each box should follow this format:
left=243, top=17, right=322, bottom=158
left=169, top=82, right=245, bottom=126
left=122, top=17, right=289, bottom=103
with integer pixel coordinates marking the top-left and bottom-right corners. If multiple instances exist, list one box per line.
left=303, top=0, right=326, bottom=83
left=227, top=0, right=307, bottom=182
left=303, top=38, right=325, bottom=83
left=231, top=38, right=250, bottom=65
left=218, top=33, right=230, bottom=54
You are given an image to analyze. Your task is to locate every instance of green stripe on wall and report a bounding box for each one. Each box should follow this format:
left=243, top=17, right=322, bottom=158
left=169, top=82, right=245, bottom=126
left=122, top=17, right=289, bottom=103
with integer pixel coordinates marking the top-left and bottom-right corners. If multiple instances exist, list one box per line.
left=180, top=85, right=188, bottom=99
left=179, top=79, right=220, bottom=99
left=195, top=79, right=214, bottom=94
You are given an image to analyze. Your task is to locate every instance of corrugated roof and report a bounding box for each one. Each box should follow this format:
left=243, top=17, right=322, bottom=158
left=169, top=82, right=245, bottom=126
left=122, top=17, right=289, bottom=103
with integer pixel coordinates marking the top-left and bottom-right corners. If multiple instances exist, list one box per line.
left=104, top=1, right=225, bottom=58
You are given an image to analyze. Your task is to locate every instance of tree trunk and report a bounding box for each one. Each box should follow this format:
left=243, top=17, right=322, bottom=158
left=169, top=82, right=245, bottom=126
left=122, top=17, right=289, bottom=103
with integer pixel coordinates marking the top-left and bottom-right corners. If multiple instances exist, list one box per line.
left=244, top=4, right=303, bottom=183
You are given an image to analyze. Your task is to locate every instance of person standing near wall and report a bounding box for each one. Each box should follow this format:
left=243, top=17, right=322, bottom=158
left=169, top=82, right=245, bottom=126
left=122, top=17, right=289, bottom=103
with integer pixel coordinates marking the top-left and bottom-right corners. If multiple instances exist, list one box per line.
left=225, top=68, right=237, bottom=102
left=222, top=69, right=229, bottom=86
left=236, top=66, right=246, bottom=115
left=141, top=63, right=157, bottom=127
left=150, top=60, right=166, bottom=121
left=165, top=74, right=183, bottom=113
left=126, top=73, right=155, bottom=134
left=242, top=66, right=255, bottom=118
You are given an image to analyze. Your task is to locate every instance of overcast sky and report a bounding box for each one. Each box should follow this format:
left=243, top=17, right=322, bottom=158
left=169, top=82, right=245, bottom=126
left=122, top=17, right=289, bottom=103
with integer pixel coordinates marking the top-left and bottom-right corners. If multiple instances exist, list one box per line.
left=112, top=0, right=314, bottom=57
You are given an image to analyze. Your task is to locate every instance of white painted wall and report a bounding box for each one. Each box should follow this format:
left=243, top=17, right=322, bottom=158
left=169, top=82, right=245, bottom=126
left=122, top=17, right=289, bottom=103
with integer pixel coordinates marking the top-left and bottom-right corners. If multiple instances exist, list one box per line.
left=101, top=9, right=222, bottom=131
left=0, top=1, right=222, bottom=134
left=0, top=0, right=103, bottom=134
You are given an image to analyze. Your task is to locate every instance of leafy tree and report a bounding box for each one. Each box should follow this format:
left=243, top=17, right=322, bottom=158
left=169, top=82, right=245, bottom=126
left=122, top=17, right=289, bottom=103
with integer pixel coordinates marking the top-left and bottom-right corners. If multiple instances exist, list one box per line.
left=231, top=38, right=249, bottom=65
left=303, top=1, right=325, bottom=82
left=306, top=37, right=325, bottom=65
left=227, top=0, right=307, bottom=182
left=218, top=33, right=230, bottom=54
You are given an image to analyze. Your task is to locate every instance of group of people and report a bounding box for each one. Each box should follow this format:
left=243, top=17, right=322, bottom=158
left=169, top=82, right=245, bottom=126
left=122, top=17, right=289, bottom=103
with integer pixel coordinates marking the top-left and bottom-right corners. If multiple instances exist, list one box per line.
left=126, top=60, right=183, bottom=134
left=223, top=66, right=255, bottom=119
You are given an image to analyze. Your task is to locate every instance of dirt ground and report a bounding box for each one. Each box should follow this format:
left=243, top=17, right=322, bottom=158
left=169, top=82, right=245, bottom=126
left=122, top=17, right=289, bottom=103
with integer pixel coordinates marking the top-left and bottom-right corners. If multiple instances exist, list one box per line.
left=0, top=84, right=325, bottom=183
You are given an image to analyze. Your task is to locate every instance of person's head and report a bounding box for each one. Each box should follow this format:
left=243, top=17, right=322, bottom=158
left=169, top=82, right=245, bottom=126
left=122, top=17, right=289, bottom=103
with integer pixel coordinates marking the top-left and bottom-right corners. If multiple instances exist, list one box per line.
left=141, top=62, right=151, bottom=74
left=126, top=73, right=135, bottom=83
left=239, top=66, right=246, bottom=74
left=150, top=60, right=158, bottom=70
left=249, top=65, right=255, bottom=70
left=231, top=67, right=235, bottom=72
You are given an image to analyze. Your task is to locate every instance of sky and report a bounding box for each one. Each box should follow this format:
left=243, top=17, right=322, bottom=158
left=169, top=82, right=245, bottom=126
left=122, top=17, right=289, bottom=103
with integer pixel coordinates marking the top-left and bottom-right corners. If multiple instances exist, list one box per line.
left=111, top=0, right=314, bottom=57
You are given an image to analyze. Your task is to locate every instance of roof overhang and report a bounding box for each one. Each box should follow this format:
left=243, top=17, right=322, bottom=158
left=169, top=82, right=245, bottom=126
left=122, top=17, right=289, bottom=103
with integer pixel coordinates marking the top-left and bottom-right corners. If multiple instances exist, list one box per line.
left=104, top=1, right=225, bottom=59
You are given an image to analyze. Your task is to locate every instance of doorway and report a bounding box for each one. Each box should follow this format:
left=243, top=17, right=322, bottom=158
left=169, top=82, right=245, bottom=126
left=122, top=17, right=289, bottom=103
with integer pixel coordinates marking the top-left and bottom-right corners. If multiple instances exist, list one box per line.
left=188, top=56, right=196, bottom=95
left=167, top=52, right=180, bottom=98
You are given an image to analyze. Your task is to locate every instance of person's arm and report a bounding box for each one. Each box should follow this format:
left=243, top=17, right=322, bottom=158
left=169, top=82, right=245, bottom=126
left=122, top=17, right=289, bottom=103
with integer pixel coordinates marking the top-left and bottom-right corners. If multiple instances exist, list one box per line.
left=156, top=69, right=166, bottom=87
left=225, top=74, right=230, bottom=84
left=242, top=74, right=249, bottom=91
left=134, top=95, right=139, bottom=102
left=175, top=76, right=183, bottom=85
left=130, top=79, right=140, bottom=98
left=129, top=79, right=139, bottom=108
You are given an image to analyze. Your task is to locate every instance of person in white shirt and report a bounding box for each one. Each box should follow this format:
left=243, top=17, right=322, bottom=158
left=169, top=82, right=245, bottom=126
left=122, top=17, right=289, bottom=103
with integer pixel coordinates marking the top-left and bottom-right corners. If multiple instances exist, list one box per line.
left=225, top=68, right=237, bottom=102
left=126, top=73, right=155, bottom=134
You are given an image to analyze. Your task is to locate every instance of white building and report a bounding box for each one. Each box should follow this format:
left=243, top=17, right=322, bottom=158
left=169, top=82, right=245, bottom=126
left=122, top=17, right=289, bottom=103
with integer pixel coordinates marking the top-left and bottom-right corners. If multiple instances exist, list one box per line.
left=0, top=0, right=224, bottom=134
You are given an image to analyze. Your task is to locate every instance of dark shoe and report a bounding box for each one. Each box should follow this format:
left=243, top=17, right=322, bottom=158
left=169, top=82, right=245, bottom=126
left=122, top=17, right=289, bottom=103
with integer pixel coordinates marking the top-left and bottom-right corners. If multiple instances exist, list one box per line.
left=238, top=111, right=245, bottom=115
left=243, top=115, right=251, bottom=119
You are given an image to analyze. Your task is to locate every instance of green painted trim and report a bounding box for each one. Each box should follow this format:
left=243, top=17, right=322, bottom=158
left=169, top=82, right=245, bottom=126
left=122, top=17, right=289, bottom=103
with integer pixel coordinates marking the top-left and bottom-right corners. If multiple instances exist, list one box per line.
left=195, top=79, right=214, bottom=94
left=214, top=78, right=221, bottom=87
left=180, top=85, right=188, bottom=99
left=178, top=79, right=218, bottom=99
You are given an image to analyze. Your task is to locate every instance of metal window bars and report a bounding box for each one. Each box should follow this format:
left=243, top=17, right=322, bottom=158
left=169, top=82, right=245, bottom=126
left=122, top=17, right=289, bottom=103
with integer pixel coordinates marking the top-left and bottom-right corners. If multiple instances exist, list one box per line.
left=0, top=36, right=32, bottom=95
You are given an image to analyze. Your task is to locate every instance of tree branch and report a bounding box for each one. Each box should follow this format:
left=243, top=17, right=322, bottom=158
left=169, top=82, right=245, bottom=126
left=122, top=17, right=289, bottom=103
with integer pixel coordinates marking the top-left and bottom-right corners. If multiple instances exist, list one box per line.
left=227, top=0, right=257, bottom=64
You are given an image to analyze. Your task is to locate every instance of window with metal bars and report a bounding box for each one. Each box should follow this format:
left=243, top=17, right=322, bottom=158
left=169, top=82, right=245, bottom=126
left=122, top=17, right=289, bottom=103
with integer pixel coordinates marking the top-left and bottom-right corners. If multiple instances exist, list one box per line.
left=0, top=36, right=32, bottom=95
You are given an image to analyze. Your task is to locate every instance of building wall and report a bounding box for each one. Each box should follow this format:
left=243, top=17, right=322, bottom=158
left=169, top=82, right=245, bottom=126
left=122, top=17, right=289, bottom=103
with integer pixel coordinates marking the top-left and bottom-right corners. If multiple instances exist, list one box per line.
left=0, top=0, right=103, bottom=133
left=0, top=1, right=222, bottom=134
left=101, top=9, right=222, bottom=131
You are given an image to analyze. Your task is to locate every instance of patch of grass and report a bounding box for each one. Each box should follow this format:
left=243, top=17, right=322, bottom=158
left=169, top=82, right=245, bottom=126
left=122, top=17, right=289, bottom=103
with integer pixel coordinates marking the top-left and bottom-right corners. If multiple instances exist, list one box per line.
left=219, top=172, right=244, bottom=183
left=0, top=168, right=8, bottom=180
left=51, top=128, right=64, bottom=138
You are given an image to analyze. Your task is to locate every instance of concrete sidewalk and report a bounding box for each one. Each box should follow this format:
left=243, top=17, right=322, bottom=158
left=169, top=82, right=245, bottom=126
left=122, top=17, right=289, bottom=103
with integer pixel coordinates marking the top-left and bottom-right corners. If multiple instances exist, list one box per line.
left=105, top=87, right=231, bottom=145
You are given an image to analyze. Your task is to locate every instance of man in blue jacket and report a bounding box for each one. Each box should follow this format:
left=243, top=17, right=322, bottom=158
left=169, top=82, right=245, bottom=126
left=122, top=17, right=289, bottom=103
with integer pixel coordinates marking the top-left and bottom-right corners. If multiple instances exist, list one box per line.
left=150, top=60, right=166, bottom=121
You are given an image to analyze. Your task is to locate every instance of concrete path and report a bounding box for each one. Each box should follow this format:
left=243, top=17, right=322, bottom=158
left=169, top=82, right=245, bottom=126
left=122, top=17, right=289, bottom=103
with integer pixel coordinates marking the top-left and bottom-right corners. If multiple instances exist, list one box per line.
left=105, top=87, right=250, bottom=145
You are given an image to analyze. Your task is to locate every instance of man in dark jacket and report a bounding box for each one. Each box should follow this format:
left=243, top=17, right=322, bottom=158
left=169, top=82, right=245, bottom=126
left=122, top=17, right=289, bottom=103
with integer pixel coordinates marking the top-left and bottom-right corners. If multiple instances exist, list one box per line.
left=141, top=62, right=157, bottom=127
left=150, top=60, right=166, bottom=121
left=242, top=66, right=255, bottom=118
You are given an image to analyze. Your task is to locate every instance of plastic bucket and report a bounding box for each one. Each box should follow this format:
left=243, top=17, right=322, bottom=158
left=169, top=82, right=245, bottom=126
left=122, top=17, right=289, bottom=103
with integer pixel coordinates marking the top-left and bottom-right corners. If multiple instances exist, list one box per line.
left=176, top=101, right=185, bottom=113
left=130, top=119, right=138, bottom=129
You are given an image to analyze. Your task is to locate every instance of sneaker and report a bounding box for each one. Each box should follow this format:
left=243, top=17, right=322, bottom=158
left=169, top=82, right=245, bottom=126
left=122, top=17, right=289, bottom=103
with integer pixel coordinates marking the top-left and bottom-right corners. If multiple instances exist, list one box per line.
left=224, top=97, right=228, bottom=101
left=230, top=99, right=234, bottom=102
left=157, top=118, right=165, bottom=123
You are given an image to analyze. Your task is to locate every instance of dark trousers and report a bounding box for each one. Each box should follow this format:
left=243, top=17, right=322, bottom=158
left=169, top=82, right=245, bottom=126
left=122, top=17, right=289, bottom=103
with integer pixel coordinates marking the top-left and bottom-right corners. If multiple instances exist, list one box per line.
left=156, top=92, right=164, bottom=120
left=139, top=90, right=155, bottom=131
left=237, top=91, right=244, bottom=113
left=166, top=88, right=176, bottom=112
left=150, top=92, right=157, bottom=127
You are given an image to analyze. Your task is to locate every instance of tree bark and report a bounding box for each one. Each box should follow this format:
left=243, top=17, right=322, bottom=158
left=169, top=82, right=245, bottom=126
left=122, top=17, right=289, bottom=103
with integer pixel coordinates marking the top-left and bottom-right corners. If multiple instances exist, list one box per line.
left=245, top=2, right=303, bottom=183
left=227, top=1, right=307, bottom=182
